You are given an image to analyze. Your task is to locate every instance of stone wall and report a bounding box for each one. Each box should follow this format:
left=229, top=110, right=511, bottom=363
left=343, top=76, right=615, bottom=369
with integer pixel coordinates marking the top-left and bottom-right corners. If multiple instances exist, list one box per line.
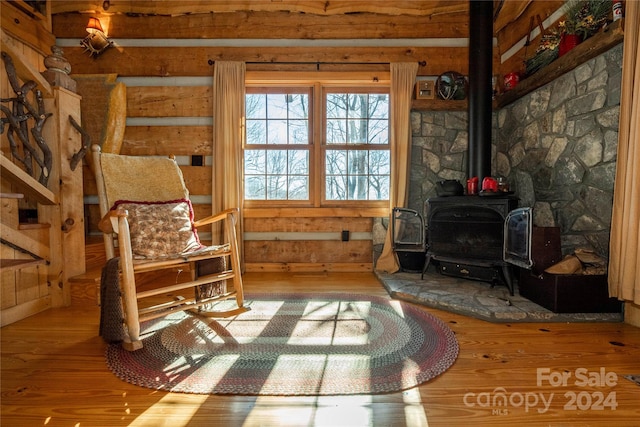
left=397, top=43, right=623, bottom=260
left=495, top=44, right=622, bottom=257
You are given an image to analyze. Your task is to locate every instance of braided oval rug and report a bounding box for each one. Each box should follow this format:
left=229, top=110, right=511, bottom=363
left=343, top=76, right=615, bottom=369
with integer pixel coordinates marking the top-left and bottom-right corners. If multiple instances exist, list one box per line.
left=105, top=293, right=459, bottom=395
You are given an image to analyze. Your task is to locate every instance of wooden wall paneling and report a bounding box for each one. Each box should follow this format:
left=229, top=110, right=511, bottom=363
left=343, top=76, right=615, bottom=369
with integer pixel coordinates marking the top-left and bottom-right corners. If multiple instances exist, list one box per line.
left=495, top=0, right=564, bottom=78
left=15, top=263, right=40, bottom=305
left=245, top=217, right=373, bottom=269
left=245, top=240, right=372, bottom=264
left=244, top=207, right=388, bottom=218
left=245, top=217, right=372, bottom=233
left=126, top=86, right=212, bottom=118
left=180, top=165, right=212, bottom=196
left=52, top=10, right=469, bottom=40
left=121, top=126, right=213, bottom=156
left=62, top=46, right=468, bottom=77
left=0, top=245, right=17, bottom=309
left=0, top=195, right=19, bottom=229
left=0, top=1, right=55, bottom=56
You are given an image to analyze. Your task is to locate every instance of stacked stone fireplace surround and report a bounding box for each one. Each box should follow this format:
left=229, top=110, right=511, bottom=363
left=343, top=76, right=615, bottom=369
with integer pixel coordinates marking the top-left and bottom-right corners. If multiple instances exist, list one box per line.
left=373, top=44, right=623, bottom=266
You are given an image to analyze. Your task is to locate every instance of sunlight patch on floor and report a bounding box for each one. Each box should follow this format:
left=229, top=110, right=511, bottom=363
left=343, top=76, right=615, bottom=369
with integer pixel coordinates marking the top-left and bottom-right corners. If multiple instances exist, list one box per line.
left=126, top=392, right=209, bottom=427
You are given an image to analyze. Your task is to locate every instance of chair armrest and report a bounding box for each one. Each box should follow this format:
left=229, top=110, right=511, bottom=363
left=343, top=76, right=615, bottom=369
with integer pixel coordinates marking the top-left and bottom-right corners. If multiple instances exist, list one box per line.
left=98, top=206, right=127, bottom=233
left=193, top=207, right=239, bottom=228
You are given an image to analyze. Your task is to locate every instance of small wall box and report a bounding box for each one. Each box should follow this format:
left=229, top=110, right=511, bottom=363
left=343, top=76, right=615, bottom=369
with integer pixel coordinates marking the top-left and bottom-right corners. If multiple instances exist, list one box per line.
left=416, top=80, right=435, bottom=99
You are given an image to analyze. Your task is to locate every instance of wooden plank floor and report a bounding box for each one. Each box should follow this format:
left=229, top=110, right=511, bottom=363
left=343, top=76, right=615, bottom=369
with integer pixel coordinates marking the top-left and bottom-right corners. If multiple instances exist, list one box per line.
left=2, top=270, right=640, bottom=426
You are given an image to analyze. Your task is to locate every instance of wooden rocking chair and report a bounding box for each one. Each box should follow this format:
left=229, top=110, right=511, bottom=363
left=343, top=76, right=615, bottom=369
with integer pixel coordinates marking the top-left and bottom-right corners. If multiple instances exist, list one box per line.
left=91, top=144, right=246, bottom=351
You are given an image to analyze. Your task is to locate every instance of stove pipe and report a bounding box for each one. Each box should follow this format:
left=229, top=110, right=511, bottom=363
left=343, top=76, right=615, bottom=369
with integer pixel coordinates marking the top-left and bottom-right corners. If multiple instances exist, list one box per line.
left=467, top=0, right=493, bottom=183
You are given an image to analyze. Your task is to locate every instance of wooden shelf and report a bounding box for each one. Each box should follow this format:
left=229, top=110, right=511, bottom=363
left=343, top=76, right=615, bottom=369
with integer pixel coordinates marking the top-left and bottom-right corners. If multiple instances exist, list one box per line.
left=495, top=19, right=625, bottom=109
left=412, top=98, right=468, bottom=111
left=0, top=154, right=57, bottom=205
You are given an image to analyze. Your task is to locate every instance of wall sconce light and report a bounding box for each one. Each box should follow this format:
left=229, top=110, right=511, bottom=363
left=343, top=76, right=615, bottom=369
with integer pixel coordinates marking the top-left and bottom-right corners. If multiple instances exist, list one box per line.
left=80, top=17, right=113, bottom=57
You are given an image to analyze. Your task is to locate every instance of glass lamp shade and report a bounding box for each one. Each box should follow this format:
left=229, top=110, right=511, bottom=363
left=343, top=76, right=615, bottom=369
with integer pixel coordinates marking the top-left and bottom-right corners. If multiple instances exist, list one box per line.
left=86, top=17, right=105, bottom=34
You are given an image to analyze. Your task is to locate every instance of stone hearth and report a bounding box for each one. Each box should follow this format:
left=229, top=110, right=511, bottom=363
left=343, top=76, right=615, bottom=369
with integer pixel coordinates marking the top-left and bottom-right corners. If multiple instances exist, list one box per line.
left=376, top=269, right=623, bottom=323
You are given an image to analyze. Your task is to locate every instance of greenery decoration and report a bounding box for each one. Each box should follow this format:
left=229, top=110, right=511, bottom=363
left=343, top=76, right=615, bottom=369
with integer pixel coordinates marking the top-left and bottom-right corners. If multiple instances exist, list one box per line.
left=525, top=0, right=611, bottom=77
left=559, top=0, right=612, bottom=39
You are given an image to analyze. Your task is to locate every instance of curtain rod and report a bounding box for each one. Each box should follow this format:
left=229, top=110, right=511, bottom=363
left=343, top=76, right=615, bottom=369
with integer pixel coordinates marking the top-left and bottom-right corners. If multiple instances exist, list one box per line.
left=207, top=60, right=426, bottom=67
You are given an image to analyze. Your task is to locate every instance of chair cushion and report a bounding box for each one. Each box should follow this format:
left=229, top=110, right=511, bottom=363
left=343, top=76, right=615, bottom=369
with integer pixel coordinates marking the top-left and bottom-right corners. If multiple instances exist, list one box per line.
left=112, top=199, right=203, bottom=259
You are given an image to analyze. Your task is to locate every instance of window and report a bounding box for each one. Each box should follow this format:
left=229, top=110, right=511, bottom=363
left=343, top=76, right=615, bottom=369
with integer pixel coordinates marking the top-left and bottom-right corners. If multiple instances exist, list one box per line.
left=324, top=91, right=390, bottom=202
left=244, top=82, right=389, bottom=207
left=244, top=89, right=311, bottom=201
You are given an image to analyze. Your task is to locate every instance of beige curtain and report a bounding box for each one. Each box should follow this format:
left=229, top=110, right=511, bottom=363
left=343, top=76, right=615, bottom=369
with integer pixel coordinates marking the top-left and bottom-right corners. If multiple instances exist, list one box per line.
left=375, top=62, right=419, bottom=273
left=212, top=61, right=246, bottom=264
left=609, top=5, right=640, bottom=304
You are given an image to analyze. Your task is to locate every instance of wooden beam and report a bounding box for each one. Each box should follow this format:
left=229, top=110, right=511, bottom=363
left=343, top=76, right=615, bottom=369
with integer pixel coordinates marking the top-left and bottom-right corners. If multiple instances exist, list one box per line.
left=63, top=46, right=468, bottom=77
left=50, top=1, right=469, bottom=17
left=52, top=10, right=469, bottom=39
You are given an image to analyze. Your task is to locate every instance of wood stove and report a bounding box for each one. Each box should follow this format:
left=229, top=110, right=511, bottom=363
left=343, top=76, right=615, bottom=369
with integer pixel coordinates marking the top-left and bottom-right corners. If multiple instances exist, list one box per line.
left=422, top=195, right=519, bottom=294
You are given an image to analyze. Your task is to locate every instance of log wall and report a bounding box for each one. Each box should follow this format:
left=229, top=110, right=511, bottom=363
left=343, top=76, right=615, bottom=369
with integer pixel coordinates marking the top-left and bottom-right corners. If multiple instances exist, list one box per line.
left=50, top=1, right=572, bottom=271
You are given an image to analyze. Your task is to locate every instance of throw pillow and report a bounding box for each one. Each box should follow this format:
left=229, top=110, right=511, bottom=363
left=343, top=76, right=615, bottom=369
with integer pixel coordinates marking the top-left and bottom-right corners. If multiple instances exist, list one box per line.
left=111, top=199, right=203, bottom=259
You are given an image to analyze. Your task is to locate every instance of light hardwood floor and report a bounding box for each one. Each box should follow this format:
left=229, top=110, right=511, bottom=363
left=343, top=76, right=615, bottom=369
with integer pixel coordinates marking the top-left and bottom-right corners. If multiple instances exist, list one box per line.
left=2, top=269, right=640, bottom=426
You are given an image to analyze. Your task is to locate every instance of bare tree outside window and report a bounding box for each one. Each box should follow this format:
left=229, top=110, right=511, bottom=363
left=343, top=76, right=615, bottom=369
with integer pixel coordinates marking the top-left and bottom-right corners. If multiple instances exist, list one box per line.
left=244, top=92, right=309, bottom=200
left=325, top=92, right=390, bottom=201
left=244, top=86, right=389, bottom=205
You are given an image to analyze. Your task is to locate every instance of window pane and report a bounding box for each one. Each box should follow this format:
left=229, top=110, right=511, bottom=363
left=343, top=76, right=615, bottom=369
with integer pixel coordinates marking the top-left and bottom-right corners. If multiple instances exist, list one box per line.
left=246, top=120, right=266, bottom=145
left=288, top=150, right=309, bottom=174
left=369, top=150, right=390, bottom=175
left=369, top=94, right=389, bottom=118
left=267, top=175, right=287, bottom=199
left=266, top=150, right=287, bottom=174
left=267, top=94, right=288, bottom=118
left=348, top=150, right=368, bottom=175
left=326, top=150, right=346, bottom=174
left=348, top=93, right=367, bottom=119
left=326, top=119, right=346, bottom=144
left=245, top=176, right=265, bottom=200
left=326, top=93, right=347, bottom=118
left=347, top=119, right=367, bottom=143
left=244, top=149, right=266, bottom=174
left=348, top=174, right=369, bottom=200
left=326, top=174, right=347, bottom=200
left=289, top=94, right=309, bottom=119
left=325, top=149, right=389, bottom=201
left=368, top=119, right=388, bottom=144
left=289, top=119, right=309, bottom=144
left=369, top=175, right=389, bottom=200
left=266, top=119, right=286, bottom=144
left=246, top=94, right=266, bottom=119
left=288, top=176, right=308, bottom=200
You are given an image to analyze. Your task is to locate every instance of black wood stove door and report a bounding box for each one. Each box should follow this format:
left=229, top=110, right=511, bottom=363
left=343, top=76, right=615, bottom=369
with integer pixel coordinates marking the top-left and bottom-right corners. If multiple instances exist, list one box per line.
left=423, top=195, right=519, bottom=294
left=429, top=205, right=505, bottom=261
